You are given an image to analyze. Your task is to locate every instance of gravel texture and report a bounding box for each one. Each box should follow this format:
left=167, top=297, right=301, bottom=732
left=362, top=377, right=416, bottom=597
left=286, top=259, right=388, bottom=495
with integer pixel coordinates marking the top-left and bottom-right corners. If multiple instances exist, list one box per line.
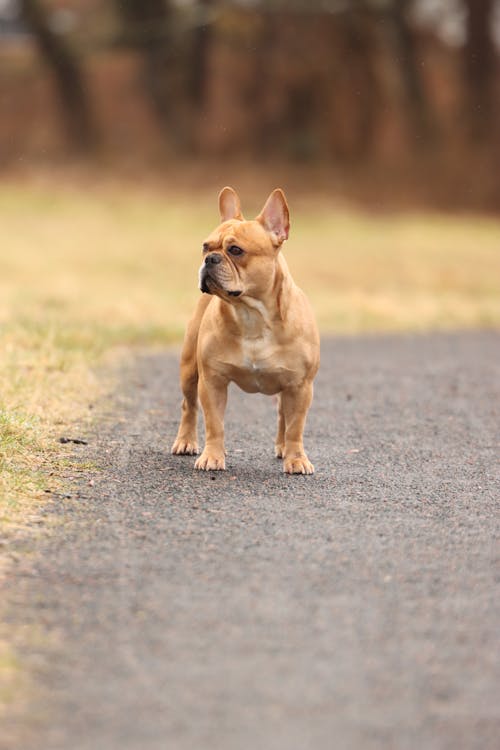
left=3, top=332, right=500, bottom=750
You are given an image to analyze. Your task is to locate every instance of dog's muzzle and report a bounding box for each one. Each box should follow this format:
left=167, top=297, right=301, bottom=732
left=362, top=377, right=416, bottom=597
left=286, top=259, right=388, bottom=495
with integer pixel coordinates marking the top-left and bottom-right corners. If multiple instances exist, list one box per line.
left=198, top=253, right=242, bottom=297
left=199, top=253, right=222, bottom=294
left=199, top=267, right=212, bottom=294
left=205, top=252, right=223, bottom=266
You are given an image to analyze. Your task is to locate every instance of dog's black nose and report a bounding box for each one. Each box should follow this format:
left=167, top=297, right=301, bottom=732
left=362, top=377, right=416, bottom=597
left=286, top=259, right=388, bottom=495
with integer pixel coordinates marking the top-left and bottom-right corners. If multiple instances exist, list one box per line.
left=205, top=253, right=222, bottom=266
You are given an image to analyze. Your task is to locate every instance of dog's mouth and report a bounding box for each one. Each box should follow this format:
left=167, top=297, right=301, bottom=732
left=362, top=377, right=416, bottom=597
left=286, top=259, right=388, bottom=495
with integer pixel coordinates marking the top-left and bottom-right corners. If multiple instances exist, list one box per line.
left=199, top=269, right=242, bottom=298
left=200, top=273, right=213, bottom=294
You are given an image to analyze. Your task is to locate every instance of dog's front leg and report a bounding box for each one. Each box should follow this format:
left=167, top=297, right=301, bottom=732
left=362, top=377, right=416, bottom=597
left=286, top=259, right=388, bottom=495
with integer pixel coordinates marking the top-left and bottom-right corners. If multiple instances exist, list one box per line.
left=280, top=382, right=314, bottom=475
left=275, top=393, right=286, bottom=459
left=195, top=373, right=228, bottom=471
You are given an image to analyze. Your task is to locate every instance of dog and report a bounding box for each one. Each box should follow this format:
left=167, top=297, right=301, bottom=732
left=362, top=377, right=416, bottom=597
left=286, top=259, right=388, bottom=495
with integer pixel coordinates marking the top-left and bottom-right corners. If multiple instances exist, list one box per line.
left=171, top=187, right=320, bottom=474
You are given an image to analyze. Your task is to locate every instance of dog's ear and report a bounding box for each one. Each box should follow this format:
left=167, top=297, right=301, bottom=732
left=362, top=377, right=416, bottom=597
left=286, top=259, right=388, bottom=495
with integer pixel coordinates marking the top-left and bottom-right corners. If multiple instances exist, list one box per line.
left=219, top=186, right=243, bottom=221
left=256, top=189, right=290, bottom=245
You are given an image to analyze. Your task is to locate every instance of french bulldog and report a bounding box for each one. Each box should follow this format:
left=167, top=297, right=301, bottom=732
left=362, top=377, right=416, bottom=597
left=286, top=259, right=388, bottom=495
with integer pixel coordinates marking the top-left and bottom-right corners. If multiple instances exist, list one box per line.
left=171, top=187, right=320, bottom=474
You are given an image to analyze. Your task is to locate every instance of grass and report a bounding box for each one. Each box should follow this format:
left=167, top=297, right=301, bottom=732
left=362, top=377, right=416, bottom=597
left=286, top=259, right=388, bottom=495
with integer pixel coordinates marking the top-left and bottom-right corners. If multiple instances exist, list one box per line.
left=0, top=176, right=499, bottom=526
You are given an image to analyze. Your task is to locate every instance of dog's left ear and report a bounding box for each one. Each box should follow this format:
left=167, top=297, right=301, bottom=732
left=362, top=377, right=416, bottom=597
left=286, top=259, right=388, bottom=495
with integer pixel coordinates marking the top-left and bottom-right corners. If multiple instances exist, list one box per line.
left=256, top=189, right=290, bottom=246
left=219, top=186, right=244, bottom=221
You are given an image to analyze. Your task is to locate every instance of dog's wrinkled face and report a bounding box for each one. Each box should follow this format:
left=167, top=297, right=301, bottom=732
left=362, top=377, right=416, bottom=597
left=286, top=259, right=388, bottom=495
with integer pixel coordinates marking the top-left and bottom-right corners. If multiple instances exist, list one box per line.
left=199, top=220, right=277, bottom=299
left=198, top=187, right=289, bottom=301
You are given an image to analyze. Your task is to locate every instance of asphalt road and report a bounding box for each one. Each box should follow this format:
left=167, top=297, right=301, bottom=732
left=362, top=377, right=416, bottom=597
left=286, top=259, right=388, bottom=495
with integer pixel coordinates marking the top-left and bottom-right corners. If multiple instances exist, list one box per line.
left=3, top=333, right=500, bottom=750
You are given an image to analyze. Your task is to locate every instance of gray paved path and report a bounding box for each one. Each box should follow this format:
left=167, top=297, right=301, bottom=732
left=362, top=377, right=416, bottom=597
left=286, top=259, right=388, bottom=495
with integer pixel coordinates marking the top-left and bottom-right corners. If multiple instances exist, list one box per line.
left=3, top=333, right=500, bottom=750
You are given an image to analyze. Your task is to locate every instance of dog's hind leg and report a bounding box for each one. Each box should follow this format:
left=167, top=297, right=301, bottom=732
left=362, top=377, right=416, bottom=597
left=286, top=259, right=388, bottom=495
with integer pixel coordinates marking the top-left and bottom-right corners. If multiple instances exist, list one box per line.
left=171, top=297, right=211, bottom=455
left=171, top=358, right=199, bottom=455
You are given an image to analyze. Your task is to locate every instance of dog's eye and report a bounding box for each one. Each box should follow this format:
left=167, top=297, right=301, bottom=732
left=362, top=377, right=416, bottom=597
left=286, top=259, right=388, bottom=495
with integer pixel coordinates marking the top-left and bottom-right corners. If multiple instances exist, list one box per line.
left=228, top=245, right=244, bottom=256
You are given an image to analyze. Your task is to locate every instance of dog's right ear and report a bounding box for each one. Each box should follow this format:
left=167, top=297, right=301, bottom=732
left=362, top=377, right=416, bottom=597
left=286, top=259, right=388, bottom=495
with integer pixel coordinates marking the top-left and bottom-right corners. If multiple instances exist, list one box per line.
left=219, top=187, right=244, bottom=222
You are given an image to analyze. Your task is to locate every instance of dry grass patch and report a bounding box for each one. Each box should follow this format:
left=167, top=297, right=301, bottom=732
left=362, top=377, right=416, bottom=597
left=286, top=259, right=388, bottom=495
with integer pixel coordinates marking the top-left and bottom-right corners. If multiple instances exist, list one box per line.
left=0, top=321, right=101, bottom=528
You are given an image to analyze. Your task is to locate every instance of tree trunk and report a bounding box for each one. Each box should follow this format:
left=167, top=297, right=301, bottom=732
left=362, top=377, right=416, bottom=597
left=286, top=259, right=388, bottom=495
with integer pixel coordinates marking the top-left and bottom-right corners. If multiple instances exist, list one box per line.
left=21, top=0, right=96, bottom=152
left=386, top=0, right=436, bottom=147
left=189, top=0, right=213, bottom=111
left=340, top=8, right=380, bottom=160
left=464, top=0, right=495, bottom=141
left=115, top=0, right=188, bottom=149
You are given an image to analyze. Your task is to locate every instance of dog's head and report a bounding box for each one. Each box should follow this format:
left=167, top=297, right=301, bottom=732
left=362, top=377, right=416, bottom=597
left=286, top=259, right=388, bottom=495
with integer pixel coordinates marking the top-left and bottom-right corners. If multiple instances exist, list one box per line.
left=198, top=187, right=289, bottom=300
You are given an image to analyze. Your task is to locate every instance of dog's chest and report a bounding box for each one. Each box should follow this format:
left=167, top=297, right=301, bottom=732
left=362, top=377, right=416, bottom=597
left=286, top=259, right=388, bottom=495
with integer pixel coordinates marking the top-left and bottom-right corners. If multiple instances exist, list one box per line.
left=227, top=333, right=296, bottom=395
left=242, top=334, right=273, bottom=371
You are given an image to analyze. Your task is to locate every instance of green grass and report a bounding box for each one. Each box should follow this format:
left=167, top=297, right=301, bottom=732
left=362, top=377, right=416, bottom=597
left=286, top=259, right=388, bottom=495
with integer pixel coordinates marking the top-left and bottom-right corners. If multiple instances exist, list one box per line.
left=0, top=177, right=499, bottom=524
left=0, top=410, right=43, bottom=516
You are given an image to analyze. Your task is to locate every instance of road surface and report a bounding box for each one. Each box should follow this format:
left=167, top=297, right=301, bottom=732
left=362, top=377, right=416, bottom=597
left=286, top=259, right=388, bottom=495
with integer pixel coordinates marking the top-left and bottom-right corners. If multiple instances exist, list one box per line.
left=3, top=332, right=499, bottom=750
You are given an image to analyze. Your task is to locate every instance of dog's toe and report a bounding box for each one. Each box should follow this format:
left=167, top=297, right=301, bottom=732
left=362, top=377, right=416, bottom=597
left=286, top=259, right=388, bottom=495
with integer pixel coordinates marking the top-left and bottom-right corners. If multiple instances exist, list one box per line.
left=283, top=454, right=314, bottom=475
left=194, top=451, right=226, bottom=471
left=171, top=438, right=199, bottom=455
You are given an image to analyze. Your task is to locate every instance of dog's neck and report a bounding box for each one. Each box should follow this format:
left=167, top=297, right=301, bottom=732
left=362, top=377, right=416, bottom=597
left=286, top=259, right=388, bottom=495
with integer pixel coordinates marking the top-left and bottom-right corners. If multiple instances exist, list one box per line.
left=225, top=254, right=292, bottom=338
left=231, top=298, right=275, bottom=341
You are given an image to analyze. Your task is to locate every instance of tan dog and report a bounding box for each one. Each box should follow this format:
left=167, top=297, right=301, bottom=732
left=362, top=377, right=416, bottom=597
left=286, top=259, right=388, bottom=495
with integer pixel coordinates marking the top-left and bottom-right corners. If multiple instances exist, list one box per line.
left=171, top=187, right=320, bottom=474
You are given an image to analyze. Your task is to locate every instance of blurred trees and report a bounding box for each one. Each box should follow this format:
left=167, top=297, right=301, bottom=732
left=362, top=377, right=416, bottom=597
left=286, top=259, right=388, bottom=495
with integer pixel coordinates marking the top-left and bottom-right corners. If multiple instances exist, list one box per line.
left=464, top=0, right=495, bottom=139
left=4, top=0, right=500, bottom=165
left=385, top=0, right=436, bottom=146
left=189, top=0, right=213, bottom=111
left=20, top=0, right=96, bottom=151
left=113, top=0, right=213, bottom=149
left=114, top=0, right=176, bottom=142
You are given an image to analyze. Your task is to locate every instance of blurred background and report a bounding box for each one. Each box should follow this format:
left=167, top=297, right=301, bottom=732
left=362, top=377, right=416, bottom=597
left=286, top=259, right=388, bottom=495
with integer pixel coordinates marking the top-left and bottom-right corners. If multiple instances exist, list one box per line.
left=0, top=0, right=499, bottom=210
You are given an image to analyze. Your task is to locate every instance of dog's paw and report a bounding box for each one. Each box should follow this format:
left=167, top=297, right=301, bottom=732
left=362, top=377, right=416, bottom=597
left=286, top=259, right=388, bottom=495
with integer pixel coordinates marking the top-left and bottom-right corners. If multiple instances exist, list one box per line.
left=194, top=450, right=226, bottom=471
left=171, top=437, right=199, bottom=455
left=275, top=444, right=285, bottom=459
left=283, top=453, right=314, bottom=475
